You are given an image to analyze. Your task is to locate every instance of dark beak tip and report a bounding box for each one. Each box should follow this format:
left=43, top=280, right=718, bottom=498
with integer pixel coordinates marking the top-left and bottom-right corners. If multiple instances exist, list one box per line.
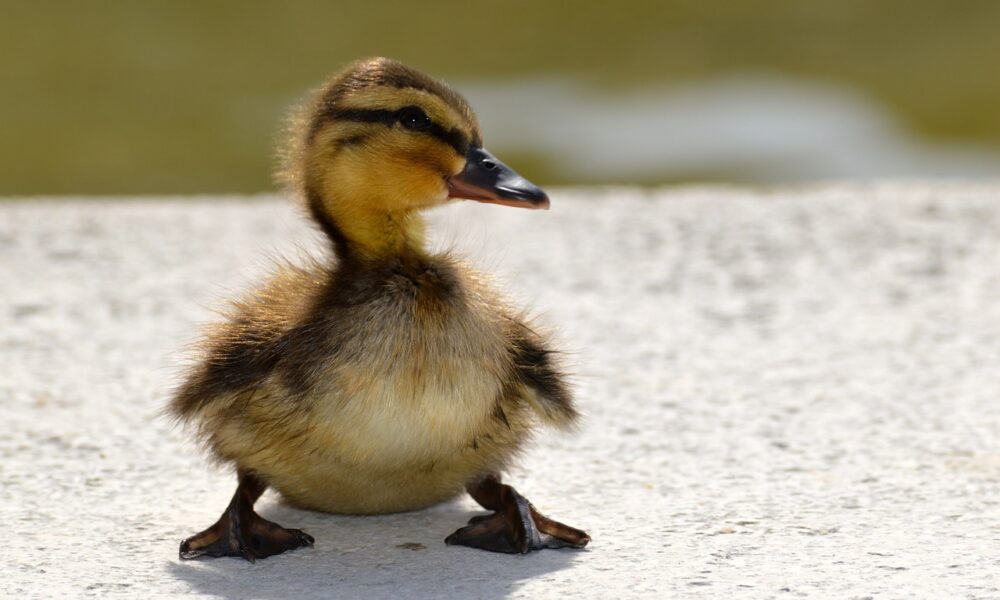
left=497, top=184, right=550, bottom=209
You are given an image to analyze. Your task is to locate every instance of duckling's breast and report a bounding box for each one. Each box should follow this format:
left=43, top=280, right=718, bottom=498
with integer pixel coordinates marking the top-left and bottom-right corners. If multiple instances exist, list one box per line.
left=222, top=259, right=532, bottom=514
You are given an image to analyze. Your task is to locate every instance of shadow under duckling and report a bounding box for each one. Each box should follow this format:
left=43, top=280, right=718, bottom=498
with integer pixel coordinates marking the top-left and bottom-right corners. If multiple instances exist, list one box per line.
left=170, top=57, right=589, bottom=560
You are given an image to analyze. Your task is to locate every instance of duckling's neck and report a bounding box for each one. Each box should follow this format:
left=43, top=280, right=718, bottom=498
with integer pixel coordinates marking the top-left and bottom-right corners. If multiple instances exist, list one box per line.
left=322, top=200, right=430, bottom=264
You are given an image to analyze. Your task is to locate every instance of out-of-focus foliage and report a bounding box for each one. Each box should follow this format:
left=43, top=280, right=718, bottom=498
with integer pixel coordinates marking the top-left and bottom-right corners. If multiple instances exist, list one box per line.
left=2, top=0, right=999, bottom=193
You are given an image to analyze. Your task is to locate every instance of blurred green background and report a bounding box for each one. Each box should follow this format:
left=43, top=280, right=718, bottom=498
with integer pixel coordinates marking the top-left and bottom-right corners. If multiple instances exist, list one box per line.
left=2, top=0, right=999, bottom=194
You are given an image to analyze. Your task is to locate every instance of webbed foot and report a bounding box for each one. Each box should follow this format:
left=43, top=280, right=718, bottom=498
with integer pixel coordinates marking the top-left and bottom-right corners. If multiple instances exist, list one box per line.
left=178, top=472, right=314, bottom=562
left=445, top=474, right=589, bottom=554
left=179, top=510, right=314, bottom=562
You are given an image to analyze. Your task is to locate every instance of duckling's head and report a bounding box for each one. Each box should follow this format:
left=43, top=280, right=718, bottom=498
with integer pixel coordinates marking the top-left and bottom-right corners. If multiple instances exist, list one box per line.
left=284, top=57, right=548, bottom=261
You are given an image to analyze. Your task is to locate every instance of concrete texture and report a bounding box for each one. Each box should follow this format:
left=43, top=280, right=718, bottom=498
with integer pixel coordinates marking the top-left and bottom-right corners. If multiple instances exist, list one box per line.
left=3, top=184, right=1000, bottom=598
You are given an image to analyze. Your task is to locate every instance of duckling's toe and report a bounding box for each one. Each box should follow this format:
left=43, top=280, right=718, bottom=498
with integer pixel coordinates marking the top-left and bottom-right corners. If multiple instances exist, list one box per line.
left=179, top=507, right=314, bottom=562
left=446, top=510, right=525, bottom=553
left=445, top=478, right=589, bottom=554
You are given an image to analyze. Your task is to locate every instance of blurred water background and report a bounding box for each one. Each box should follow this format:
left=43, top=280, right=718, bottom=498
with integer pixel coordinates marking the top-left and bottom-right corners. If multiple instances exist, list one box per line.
left=2, top=0, right=998, bottom=194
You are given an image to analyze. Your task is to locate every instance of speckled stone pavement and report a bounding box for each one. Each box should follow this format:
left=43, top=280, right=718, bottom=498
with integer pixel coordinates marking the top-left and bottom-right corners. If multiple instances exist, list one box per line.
left=3, top=184, right=1000, bottom=598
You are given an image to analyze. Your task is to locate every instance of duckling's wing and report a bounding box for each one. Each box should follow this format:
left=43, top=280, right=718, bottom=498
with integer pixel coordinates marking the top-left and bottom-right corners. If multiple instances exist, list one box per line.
left=507, top=318, right=579, bottom=429
left=169, top=260, right=329, bottom=420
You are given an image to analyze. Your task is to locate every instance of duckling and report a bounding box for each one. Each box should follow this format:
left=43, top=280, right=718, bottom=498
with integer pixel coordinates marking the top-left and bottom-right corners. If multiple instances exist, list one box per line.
left=170, top=57, right=589, bottom=560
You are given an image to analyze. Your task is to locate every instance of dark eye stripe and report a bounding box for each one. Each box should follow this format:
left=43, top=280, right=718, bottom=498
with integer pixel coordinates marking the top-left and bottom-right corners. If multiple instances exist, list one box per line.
left=327, top=107, right=396, bottom=126
left=323, top=107, right=469, bottom=156
left=426, top=121, right=469, bottom=156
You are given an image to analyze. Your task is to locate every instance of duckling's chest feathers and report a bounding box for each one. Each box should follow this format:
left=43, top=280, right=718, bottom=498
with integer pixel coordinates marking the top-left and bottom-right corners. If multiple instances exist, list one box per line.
left=302, top=258, right=513, bottom=466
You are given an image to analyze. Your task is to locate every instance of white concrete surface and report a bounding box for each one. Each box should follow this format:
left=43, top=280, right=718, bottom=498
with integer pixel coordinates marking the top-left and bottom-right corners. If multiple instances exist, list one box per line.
left=3, top=184, right=1000, bottom=599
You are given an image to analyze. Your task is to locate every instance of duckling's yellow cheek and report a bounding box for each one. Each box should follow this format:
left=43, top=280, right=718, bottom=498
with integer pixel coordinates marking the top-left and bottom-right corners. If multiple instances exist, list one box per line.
left=322, top=154, right=371, bottom=201
left=323, top=156, right=441, bottom=211
left=373, top=137, right=458, bottom=206
left=382, top=162, right=445, bottom=204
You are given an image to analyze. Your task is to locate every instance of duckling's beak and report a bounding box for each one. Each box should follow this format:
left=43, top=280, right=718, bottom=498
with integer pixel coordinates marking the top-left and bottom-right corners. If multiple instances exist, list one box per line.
left=447, top=147, right=550, bottom=210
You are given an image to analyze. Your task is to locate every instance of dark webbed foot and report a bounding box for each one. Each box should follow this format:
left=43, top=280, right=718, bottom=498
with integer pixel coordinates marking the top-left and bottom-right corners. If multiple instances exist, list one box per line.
left=445, top=474, right=590, bottom=554
left=179, top=472, right=314, bottom=562
left=179, top=510, right=315, bottom=562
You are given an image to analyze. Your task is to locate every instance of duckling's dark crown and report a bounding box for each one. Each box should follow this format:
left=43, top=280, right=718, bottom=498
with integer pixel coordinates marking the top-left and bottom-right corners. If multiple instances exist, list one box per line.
left=306, top=57, right=481, bottom=152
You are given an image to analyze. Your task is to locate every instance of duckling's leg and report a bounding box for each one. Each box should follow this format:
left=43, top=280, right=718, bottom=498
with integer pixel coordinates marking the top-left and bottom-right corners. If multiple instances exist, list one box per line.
left=178, top=471, right=314, bottom=562
left=445, top=474, right=590, bottom=554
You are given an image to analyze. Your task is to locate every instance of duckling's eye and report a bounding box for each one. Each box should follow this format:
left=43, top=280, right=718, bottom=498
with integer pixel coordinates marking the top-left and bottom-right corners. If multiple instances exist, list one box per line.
left=397, top=106, right=432, bottom=131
